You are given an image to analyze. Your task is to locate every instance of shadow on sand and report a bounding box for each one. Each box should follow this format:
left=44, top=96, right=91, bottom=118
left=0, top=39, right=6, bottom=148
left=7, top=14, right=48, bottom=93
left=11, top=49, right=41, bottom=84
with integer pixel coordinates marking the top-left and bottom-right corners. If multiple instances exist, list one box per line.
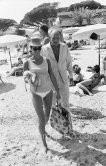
left=49, top=131, right=106, bottom=165
left=0, top=82, right=16, bottom=94
left=47, top=106, right=106, bottom=165
left=70, top=106, right=106, bottom=120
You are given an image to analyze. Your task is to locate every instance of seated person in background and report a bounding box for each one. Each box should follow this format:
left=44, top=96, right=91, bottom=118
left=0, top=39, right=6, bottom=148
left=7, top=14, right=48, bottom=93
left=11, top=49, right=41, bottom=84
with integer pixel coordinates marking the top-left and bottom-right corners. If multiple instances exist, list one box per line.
left=76, top=65, right=101, bottom=96
left=12, top=58, right=23, bottom=67
left=72, top=64, right=84, bottom=85
left=6, top=58, right=23, bottom=77
left=70, top=40, right=81, bottom=50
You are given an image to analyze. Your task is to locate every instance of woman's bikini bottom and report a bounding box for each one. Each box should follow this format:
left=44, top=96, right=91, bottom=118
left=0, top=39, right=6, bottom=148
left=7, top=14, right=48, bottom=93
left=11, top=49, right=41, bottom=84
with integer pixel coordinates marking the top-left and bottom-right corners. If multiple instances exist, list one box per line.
left=35, top=90, right=52, bottom=98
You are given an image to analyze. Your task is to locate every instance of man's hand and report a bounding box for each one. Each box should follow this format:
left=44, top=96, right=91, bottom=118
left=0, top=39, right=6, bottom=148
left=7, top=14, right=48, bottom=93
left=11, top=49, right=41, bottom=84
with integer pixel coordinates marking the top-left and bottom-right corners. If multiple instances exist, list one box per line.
left=69, top=78, right=74, bottom=86
left=56, top=90, right=61, bottom=99
left=56, top=91, right=61, bottom=106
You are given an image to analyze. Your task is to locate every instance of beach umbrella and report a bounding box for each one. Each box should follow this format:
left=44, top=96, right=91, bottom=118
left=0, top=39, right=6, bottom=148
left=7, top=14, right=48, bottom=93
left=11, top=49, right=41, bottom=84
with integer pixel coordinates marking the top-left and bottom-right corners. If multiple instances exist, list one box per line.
left=0, top=34, right=27, bottom=68
left=72, top=24, right=106, bottom=67
left=0, top=34, right=27, bottom=47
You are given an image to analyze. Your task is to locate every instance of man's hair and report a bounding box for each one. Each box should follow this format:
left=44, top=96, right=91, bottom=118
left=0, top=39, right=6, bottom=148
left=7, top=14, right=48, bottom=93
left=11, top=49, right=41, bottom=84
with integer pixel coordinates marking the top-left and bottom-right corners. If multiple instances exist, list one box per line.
left=40, top=24, right=48, bottom=33
left=73, top=64, right=81, bottom=74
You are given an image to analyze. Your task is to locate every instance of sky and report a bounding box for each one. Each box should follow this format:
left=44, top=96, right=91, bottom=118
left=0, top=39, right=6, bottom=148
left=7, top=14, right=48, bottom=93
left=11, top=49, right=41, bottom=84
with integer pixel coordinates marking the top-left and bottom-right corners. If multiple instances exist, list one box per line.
left=0, top=0, right=106, bottom=23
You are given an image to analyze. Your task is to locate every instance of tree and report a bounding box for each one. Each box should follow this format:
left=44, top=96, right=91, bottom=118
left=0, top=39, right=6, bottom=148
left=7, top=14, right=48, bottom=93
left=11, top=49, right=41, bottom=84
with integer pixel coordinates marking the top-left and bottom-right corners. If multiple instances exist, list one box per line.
left=21, top=3, right=57, bottom=26
left=69, top=7, right=98, bottom=26
left=0, top=19, right=17, bottom=31
left=68, top=0, right=102, bottom=11
left=69, top=8, right=84, bottom=26
left=82, top=8, right=97, bottom=25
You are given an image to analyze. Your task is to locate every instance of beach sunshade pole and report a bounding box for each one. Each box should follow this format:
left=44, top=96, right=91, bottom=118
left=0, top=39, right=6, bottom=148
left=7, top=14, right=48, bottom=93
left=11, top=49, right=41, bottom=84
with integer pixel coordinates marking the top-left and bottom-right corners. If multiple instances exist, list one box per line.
left=8, top=48, right=12, bottom=68
left=72, top=24, right=106, bottom=71
left=98, top=35, right=101, bottom=68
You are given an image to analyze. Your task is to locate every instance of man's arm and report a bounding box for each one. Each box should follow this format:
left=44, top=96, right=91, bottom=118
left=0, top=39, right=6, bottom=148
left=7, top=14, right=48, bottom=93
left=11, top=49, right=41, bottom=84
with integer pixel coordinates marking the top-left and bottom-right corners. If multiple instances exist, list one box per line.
left=66, top=46, right=73, bottom=79
left=23, top=60, right=29, bottom=72
left=47, top=59, right=60, bottom=99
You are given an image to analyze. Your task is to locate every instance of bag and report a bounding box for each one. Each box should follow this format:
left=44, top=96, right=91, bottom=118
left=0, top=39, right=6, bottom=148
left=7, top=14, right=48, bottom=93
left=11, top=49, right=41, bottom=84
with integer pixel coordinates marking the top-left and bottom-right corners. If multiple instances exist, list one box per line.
left=50, top=103, right=73, bottom=135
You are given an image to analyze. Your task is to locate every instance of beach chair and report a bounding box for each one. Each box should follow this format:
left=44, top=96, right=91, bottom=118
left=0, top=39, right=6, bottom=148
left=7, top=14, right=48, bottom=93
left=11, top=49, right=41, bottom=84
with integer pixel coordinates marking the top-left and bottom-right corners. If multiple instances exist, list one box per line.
left=14, top=69, right=23, bottom=76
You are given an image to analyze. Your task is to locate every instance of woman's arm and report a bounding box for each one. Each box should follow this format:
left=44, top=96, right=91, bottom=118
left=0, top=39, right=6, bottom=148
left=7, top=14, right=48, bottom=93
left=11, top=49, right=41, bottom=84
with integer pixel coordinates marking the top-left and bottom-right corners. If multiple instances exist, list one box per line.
left=23, top=60, right=30, bottom=83
left=47, top=59, right=60, bottom=99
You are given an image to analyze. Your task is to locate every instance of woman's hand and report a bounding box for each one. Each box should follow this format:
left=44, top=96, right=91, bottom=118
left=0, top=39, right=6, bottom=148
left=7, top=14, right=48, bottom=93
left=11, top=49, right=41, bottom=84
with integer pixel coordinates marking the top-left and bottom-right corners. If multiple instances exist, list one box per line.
left=23, top=70, right=33, bottom=83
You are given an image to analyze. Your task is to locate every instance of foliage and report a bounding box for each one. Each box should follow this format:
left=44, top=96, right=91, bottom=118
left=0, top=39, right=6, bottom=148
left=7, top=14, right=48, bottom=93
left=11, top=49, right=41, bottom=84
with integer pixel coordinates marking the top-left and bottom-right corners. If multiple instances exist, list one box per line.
left=21, top=3, right=57, bottom=26
left=93, top=17, right=105, bottom=24
left=0, top=19, right=17, bottom=31
left=69, top=8, right=85, bottom=26
left=67, top=0, right=103, bottom=11
left=82, top=8, right=97, bottom=25
left=1, top=1, right=106, bottom=31
left=20, top=1, right=105, bottom=28
left=68, top=7, right=104, bottom=26
left=57, top=7, right=68, bottom=13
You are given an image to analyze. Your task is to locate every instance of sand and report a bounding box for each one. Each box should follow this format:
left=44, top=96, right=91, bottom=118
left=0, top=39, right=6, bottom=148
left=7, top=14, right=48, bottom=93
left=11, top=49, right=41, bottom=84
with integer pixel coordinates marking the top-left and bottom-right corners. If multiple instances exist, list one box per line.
left=0, top=45, right=106, bottom=166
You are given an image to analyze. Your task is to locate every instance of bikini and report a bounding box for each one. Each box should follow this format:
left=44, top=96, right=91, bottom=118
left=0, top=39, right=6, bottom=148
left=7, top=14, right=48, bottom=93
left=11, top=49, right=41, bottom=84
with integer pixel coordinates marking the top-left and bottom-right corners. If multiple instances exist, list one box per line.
left=28, top=57, right=52, bottom=98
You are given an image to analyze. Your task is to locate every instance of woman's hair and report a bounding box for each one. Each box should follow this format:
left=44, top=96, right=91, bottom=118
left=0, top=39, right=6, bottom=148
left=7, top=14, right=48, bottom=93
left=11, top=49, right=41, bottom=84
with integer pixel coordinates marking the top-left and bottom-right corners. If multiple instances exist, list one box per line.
left=73, top=64, right=78, bottom=70
left=93, top=65, right=100, bottom=73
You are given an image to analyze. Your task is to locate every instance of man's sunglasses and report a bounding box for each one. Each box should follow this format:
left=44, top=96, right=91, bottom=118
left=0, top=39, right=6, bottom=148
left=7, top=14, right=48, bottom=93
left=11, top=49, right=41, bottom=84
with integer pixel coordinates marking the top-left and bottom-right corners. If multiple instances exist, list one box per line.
left=30, top=46, right=42, bottom=51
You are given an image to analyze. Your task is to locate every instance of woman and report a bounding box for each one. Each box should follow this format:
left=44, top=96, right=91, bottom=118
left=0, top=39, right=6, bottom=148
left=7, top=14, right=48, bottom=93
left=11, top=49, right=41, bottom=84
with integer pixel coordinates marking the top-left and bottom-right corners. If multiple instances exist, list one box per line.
left=76, top=65, right=101, bottom=96
left=23, top=36, right=60, bottom=153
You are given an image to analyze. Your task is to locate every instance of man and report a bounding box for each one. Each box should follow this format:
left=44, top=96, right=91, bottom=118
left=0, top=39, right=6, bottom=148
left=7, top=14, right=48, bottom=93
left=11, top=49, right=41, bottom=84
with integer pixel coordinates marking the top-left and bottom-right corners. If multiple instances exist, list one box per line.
left=41, top=29, right=73, bottom=111
left=39, top=24, right=50, bottom=45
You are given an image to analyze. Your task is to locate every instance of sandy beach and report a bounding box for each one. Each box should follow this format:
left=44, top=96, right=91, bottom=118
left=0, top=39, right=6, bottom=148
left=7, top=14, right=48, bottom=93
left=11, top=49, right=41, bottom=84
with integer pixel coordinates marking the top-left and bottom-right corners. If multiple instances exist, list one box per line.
left=0, top=45, right=106, bottom=166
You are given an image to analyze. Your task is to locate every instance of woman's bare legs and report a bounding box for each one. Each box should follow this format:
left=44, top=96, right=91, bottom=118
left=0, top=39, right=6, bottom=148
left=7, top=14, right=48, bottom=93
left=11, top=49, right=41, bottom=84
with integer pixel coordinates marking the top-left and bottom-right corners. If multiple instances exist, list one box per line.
left=43, top=90, right=53, bottom=125
left=31, top=93, right=48, bottom=153
left=76, top=83, right=93, bottom=96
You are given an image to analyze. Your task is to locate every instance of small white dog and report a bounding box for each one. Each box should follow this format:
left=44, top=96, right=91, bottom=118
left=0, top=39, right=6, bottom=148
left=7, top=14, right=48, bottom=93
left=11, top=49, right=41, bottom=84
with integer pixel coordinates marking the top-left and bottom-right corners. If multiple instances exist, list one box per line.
left=23, top=70, right=41, bottom=86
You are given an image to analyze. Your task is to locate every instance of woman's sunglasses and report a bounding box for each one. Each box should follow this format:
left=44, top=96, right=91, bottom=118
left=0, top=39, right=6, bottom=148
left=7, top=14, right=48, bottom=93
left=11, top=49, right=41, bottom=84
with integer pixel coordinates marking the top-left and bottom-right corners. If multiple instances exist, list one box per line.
left=30, top=46, right=42, bottom=51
